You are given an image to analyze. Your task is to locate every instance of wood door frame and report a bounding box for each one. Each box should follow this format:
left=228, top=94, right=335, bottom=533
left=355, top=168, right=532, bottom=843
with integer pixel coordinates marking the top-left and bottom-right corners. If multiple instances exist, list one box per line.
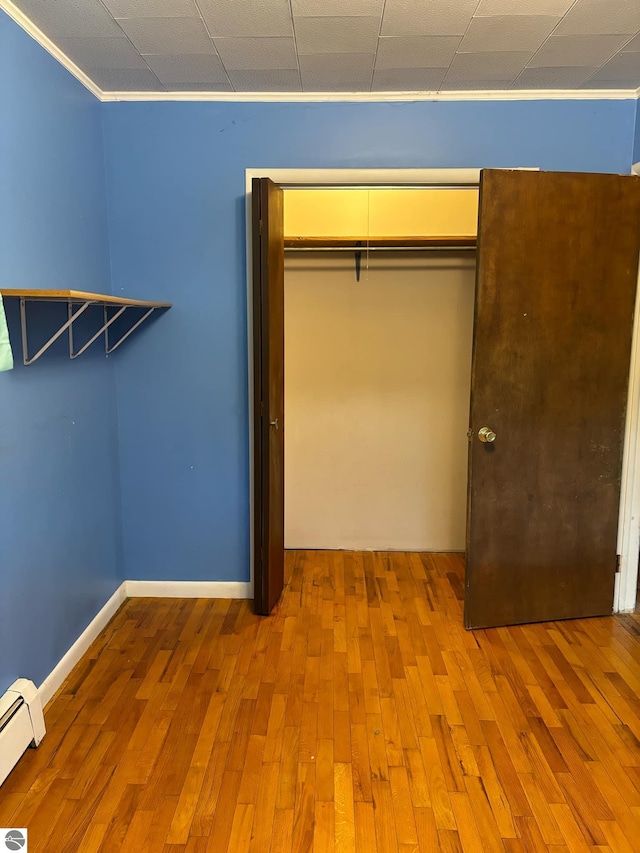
left=245, top=167, right=640, bottom=613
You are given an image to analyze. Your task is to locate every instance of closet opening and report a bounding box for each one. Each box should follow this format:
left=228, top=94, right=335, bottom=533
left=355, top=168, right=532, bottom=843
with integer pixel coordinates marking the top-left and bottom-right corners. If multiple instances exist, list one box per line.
left=282, top=186, right=478, bottom=557
left=283, top=241, right=476, bottom=554
left=249, top=168, right=640, bottom=626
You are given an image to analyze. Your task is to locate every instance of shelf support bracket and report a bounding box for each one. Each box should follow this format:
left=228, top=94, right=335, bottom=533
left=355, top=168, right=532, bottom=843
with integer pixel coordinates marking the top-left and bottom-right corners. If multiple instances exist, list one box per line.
left=354, top=240, right=362, bottom=283
left=20, top=298, right=91, bottom=366
left=104, top=306, right=158, bottom=355
left=68, top=304, right=127, bottom=359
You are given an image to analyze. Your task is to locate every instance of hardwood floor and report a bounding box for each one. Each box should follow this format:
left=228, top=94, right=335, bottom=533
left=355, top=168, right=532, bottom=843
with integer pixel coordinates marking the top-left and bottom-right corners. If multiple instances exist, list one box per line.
left=3, top=551, right=640, bottom=851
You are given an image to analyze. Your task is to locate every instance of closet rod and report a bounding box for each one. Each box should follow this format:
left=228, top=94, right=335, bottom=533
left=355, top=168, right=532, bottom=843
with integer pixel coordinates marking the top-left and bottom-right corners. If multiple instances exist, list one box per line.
left=285, top=245, right=476, bottom=252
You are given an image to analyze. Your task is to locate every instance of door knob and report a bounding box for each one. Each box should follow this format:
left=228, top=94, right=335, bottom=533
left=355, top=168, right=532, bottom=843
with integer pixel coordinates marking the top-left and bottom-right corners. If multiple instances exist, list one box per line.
left=478, top=427, right=496, bottom=443
left=270, top=418, right=279, bottom=429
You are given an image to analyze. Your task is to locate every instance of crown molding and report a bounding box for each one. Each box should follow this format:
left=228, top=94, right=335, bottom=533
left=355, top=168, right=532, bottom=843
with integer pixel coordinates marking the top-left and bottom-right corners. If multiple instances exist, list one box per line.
left=101, top=88, right=638, bottom=103
left=1, top=0, right=102, bottom=99
left=2, top=0, right=640, bottom=105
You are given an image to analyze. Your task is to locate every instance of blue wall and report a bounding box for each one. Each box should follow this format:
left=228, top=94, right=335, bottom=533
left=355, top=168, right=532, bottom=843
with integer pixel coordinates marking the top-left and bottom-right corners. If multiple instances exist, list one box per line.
left=0, top=11, right=122, bottom=690
left=3, top=0, right=640, bottom=693
left=102, top=98, right=637, bottom=584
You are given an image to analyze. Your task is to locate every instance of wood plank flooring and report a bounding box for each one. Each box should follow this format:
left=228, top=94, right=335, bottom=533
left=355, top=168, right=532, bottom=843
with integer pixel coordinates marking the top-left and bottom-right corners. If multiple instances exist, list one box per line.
left=3, top=551, right=640, bottom=851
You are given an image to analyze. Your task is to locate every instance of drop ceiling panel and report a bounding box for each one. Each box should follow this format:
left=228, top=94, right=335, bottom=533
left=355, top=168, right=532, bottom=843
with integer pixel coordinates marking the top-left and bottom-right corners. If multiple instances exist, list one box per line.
left=116, top=17, right=216, bottom=54
left=101, top=0, right=200, bottom=18
left=292, top=0, right=383, bottom=16
left=143, top=53, right=229, bottom=83
left=375, top=36, right=461, bottom=69
left=444, top=51, right=535, bottom=83
left=161, top=81, right=234, bottom=90
left=55, top=36, right=149, bottom=69
left=458, top=16, right=561, bottom=53
left=476, top=0, right=574, bottom=15
left=555, top=0, right=640, bottom=36
left=588, top=51, right=640, bottom=82
left=298, top=53, right=375, bottom=75
left=300, top=72, right=373, bottom=91
left=198, top=0, right=293, bottom=38
left=381, top=0, right=479, bottom=37
left=294, top=17, right=380, bottom=55
left=528, top=34, right=630, bottom=67
left=227, top=68, right=302, bottom=90
left=213, top=37, right=298, bottom=70
left=90, top=67, right=164, bottom=90
left=7, top=0, right=640, bottom=92
left=515, top=65, right=600, bottom=88
left=15, top=0, right=124, bottom=37
left=372, top=67, right=448, bottom=90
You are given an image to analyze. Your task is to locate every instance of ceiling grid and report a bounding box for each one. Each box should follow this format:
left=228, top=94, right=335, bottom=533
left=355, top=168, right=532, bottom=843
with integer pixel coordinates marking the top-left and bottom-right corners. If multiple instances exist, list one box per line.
left=2, top=0, right=640, bottom=98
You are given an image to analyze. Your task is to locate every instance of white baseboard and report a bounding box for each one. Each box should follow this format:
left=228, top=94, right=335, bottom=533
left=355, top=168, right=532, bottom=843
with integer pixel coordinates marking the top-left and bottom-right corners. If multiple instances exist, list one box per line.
left=37, top=579, right=251, bottom=709
left=38, top=582, right=127, bottom=708
left=125, top=580, right=252, bottom=598
left=633, top=162, right=640, bottom=175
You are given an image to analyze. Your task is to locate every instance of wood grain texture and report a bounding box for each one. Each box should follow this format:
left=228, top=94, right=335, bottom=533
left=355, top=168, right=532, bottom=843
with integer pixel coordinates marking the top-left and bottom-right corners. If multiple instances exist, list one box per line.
left=0, top=289, right=171, bottom=307
left=252, top=177, right=286, bottom=615
left=467, top=170, right=640, bottom=628
left=4, top=551, right=640, bottom=851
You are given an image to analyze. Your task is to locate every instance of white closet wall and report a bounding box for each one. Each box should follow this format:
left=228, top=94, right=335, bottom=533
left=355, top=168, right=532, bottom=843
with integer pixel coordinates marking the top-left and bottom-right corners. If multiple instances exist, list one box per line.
left=284, top=252, right=476, bottom=551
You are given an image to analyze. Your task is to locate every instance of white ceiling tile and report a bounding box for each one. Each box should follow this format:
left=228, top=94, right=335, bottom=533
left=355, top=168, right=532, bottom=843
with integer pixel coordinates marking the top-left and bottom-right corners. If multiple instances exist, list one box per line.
left=214, top=37, right=298, bottom=69
left=299, top=53, right=375, bottom=74
left=515, top=65, right=600, bottom=88
left=14, top=0, right=123, bottom=37
left=161, top=81, right=234, bottom=90
left=198, top=0, right=293, bottom=38
left=292, top=0, right=383, bottom=16
left=622, top=33, right=640, bottom=51
left=300, top=71, right=372, bottom=90
left=372, top=67, right=448, bottom=90
left=294, top=16, right=380, bottom=55
left=228, top=69, right=302, bottom=90
left=459, top=16, right=560, bottom=53
left=56, top=37, right=149, bottom=69
left=381, top=0, right=478, bottom=37
left=476, top=0, right=574, bottom=14
left=376, top=36, right=461, bottom=69
left=555, top=0, right=640, bottom=36
left=117, top=17, right=216, bottom=54
left=444, top=51, right=532, bottom=82
left=101, top=0, right=200, bottom=18
left=528, top=34, right=630, bottom=67
left=582, top=76, right=639, bottom=87
left=440, top=78, right=515, bottom=90
left=90, top=67, right=164, bottom=90
left=143, top=53, right=229, bottom=83
left=586, top=51, right=640, bottom=81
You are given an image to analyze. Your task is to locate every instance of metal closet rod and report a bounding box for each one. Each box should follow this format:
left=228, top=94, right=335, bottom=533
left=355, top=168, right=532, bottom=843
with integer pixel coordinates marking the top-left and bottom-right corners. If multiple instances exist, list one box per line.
left=285, top=245, right=477, bottom=252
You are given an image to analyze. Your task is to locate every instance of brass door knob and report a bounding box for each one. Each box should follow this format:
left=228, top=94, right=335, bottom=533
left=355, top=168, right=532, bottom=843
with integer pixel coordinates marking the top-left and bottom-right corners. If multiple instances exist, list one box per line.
left=478, top=427, right=496, bottom=443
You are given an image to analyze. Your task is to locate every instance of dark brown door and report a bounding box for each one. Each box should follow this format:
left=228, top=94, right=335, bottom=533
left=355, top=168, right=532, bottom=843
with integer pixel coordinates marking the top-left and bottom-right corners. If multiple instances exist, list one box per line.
left=466, top=169, right=640, bottom=629
left=252, top=177, right=285, bottom=615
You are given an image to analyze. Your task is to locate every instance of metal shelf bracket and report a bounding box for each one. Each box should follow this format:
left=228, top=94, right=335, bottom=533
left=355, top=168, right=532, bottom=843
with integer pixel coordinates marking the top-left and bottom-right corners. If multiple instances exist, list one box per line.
left=68, top=304, right=127, bottom=359
left=20, top=297, right=91, bottom=366
left=104, top=306, right=158, bottom=355
left=19, top=298, right=164, bottom=365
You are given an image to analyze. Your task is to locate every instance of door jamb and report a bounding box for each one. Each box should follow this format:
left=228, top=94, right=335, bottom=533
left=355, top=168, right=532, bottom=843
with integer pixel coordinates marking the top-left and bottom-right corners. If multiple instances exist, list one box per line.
left=245, top=166, right=638, bottom=614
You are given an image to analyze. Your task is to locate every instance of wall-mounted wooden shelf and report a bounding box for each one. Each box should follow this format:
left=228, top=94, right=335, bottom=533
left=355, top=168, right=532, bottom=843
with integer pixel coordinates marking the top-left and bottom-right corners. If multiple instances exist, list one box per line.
left=0, top=289, right=172, bottom=365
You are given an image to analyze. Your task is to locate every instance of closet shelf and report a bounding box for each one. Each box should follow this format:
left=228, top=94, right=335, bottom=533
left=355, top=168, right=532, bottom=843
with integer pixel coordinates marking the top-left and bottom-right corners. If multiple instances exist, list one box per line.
left=284, top=235, right=477, bottom=250
left=0, top=289, right=172, bottom=366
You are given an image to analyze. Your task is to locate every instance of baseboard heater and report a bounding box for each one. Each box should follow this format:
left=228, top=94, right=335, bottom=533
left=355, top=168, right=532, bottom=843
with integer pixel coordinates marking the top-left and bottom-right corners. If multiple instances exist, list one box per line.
left=0, top=679, right=46, bottom=787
